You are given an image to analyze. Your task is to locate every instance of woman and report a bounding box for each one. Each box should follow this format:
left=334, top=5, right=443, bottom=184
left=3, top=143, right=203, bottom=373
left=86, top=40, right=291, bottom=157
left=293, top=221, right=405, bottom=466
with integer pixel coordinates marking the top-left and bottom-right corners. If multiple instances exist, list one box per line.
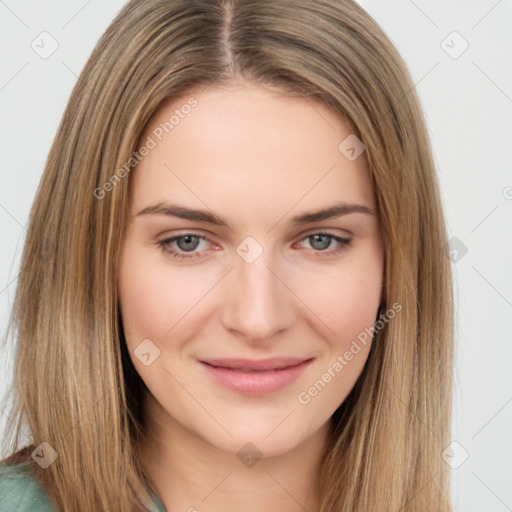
left=0, top=0, right=454, bottom=510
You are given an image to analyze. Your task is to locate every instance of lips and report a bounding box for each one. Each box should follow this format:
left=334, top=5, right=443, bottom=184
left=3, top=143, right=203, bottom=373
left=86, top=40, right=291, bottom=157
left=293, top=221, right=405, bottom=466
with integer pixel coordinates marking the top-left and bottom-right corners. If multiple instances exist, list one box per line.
left=198, top=357, right=314, bottom=396
left=200, top=357, right=311, bottom=372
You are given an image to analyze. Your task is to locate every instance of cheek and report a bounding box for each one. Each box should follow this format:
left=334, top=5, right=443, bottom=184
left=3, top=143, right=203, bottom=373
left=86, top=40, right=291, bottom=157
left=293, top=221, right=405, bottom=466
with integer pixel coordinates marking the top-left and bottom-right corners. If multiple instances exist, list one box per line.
left=297, top=258, right=383, bottom=346
left=118, top=247, right=214, bottom=345
left=293, top=264, right=381, bottom=415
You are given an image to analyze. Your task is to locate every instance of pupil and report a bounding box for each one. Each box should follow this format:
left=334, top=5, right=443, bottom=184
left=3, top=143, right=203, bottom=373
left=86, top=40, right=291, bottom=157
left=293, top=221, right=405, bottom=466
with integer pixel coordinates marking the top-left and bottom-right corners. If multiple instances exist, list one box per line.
left=311, top=234, right=330, bottom=251
left=178, top=235, right=200, bottom=252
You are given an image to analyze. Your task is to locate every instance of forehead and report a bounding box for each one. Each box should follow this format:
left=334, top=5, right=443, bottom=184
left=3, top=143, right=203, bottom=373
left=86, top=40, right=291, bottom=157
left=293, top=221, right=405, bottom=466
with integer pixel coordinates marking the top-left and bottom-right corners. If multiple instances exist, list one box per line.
left=129, top=84, right=376, bottom=224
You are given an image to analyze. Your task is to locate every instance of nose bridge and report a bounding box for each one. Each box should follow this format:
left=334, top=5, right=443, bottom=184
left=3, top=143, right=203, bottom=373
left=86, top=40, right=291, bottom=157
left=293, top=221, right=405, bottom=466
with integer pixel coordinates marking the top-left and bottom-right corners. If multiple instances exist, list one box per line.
left=221, top=239, right=293, bottom=341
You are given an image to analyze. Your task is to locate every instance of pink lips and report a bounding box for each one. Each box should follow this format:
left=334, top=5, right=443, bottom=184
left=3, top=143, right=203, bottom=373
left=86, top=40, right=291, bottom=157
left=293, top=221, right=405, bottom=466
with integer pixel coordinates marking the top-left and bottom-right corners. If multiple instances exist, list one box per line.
left=199, top=357, right=313, bottom=396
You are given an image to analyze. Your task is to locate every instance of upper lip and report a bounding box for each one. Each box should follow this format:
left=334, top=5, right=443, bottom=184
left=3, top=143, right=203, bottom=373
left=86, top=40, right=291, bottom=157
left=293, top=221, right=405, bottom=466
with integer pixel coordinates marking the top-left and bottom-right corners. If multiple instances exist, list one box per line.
left=200, top=357, right=313, bottom=371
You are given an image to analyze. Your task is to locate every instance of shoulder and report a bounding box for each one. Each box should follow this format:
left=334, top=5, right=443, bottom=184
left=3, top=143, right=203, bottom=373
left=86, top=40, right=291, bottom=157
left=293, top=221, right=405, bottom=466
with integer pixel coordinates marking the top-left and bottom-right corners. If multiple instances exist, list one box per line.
left=0, top=460, right=54, bottom=512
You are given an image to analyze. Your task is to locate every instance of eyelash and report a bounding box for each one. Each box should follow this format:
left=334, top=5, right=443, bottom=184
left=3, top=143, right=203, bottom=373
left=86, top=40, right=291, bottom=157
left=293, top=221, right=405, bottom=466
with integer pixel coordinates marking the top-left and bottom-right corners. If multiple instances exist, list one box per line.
left=156, top=231, right=352, bottom=261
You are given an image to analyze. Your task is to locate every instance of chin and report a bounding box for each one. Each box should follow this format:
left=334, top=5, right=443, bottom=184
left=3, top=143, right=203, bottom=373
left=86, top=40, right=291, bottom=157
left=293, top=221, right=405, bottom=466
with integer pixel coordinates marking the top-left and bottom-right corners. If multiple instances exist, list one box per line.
left=201, top=416, right=321, bottom=461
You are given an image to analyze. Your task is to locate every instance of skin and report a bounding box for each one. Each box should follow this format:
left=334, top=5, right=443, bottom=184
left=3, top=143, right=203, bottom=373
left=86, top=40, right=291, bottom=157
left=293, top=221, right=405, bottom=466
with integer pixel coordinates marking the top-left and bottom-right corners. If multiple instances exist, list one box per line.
left=117, top=82, right=384, bottom=512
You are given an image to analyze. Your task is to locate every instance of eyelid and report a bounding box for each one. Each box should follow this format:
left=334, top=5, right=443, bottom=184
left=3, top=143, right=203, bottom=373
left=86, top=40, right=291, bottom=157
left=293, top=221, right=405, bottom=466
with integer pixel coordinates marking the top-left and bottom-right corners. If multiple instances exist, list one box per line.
left=298, top=226, right=352, bottom=239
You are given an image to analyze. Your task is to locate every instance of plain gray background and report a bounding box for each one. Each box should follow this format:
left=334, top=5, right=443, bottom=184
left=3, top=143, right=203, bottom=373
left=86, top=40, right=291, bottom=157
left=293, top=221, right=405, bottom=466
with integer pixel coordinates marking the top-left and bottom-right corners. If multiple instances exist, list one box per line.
left=1, top=1, right=511, bottom=510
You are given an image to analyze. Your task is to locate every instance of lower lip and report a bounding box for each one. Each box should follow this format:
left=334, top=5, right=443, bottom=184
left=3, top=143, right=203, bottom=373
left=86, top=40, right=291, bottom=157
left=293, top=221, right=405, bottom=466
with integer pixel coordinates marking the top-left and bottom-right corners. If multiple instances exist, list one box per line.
left=199, top=359, right=313, bottom=396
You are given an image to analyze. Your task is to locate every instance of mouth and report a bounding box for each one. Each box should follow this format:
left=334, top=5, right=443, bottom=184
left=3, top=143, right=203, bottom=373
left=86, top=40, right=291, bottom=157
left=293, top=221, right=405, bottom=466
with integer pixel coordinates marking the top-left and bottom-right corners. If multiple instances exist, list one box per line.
left=198, top=357, right=314, bottom=396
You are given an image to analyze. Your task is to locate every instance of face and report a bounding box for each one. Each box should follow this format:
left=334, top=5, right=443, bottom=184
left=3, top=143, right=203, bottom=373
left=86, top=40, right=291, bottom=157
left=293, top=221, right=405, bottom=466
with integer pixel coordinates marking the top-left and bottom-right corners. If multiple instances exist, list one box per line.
left=118, top=83, right=384, bottom=458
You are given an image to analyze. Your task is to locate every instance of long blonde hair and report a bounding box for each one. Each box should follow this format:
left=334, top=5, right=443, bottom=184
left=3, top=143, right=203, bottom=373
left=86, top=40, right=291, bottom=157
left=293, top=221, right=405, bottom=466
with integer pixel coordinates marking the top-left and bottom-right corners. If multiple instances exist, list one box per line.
left=1, top=0, right=454, bottom=510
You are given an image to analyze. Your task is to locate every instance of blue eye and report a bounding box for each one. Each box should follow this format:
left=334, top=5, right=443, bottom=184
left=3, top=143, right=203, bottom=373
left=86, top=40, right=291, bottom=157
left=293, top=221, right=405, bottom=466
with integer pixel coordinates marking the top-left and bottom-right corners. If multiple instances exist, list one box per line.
left=299, top=233, right=351, bottom=253
left=157, top=234, right=208, bottom=260
left=157, top=231, right=352, bottom=261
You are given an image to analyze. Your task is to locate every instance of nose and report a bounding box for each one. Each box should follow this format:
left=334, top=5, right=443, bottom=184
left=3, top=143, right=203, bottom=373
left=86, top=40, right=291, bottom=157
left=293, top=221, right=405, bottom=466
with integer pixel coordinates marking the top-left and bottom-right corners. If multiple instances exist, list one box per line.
left=220, top=248, right=295, bottom=343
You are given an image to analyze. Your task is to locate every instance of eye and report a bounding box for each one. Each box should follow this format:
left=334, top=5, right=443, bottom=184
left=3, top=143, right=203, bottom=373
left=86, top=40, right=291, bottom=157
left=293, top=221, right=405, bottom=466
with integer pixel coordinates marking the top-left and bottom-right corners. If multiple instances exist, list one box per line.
left=294, top=231, right=352, bottom=256
left=156, top=231, right=352, bottom=261
left=157, top=233, right=212, bottom=261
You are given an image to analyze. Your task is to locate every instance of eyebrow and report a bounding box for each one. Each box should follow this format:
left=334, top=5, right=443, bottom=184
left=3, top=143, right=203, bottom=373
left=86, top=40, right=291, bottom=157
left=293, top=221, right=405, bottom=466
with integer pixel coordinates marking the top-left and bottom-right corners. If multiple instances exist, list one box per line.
left=135, top=201, right=375, bottom=227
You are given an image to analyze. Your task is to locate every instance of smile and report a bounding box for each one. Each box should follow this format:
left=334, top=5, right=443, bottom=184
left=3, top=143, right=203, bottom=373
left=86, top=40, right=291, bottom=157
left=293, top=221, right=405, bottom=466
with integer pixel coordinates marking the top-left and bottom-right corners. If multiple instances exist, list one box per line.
left=198, top=357, right=314, bottom=396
